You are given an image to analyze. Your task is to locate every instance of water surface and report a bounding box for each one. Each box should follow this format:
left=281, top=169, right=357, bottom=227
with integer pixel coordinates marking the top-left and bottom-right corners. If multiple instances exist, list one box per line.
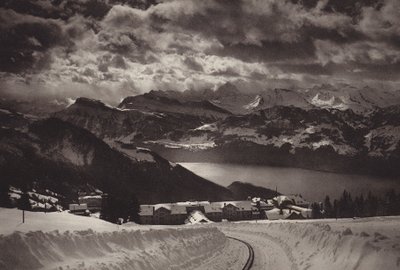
left=179, top=162, right=400, bottom=201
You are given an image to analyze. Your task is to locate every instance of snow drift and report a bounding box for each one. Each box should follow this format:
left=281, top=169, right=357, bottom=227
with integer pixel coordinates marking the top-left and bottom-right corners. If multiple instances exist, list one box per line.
left=0, top=227, right=226, bottom=270
left=222, top=217, right=400, bottom=270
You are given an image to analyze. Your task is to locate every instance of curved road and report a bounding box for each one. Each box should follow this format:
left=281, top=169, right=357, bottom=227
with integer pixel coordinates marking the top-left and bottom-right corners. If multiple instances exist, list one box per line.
left=227, top=236, right=255, bottom=270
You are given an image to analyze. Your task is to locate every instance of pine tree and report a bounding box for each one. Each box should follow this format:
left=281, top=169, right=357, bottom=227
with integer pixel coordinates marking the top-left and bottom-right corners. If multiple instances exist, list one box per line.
left=365, top=191, right=378, bottom=217
left=311, top=202, right=322, bottom=219
left=354, top=194, right=365, bottom=217
left=338, top=190, right=355, bottom=218
left=100, top=192, right=140, bottom=224
left=333, top=199, right=339, bottom=219
left=385, top=189, right=399, bottom=216
left=323, top=196, right=333, bottom=218
left=18, top=191, right=31, bottom=211
left=0, top=180, right=12, bottom=208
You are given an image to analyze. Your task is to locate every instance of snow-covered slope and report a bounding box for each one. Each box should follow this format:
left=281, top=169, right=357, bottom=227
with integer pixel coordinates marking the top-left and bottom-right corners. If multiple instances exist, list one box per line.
left=243, top=95, right=264, bottom=110
left=0, top=208, right=226, bottom=270
left=150, top=105, right=400, bottom=175
left=220, top=217, right=400, bottom=270
left=305, top=84, right=400, bottom=114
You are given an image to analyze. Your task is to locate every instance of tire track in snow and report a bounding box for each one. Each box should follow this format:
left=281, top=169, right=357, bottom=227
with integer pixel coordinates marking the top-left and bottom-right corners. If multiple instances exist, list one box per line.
left=227, top=236, right=254, bottom=270
left=225, top=229, right=297, bottom=270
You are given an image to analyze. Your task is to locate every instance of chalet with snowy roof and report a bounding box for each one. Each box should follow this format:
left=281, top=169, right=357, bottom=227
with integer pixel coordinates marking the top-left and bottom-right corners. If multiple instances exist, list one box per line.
left=204, top=203, right=223, bottom=222
left=69, top=203, right=89, bottom=216
left=153, top=204, right=172, bottom=224
left=170, top=205, right=187, bottom=224
left=264, top=195, right=312, bottom=220
left=78, top=195, right=102, bottom=212
left=139, top=205, right=154, bottom=224
left=286, top=194, right=310, bottom=208
left=219, top=201, right=253, bottom=221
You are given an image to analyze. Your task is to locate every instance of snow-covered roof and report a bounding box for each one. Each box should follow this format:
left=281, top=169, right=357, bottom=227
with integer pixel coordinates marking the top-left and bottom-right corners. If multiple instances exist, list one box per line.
left=170, top=205, right=187, bottom=215
left=176, top=201, right=210, bottom=207
left=287, top=194, right=309, bottom=206
left=79, top=195, right=102, bottom=200
left=154, top=203, right=172, bottom=211
left=257, top=200, right=274, bottom=207
left=265, top=208, right=299, bottom=220
left=204, top=203, right=223, bottom=213
left=273, top=196, right=295, bottom=207
left=139, top=205, right=154, bottom=216
left=214, top=201, right=252, bottom=211
left=289, top=205, right=312, bottom=218
left=185, top=210, right=212, bottom=224
left=69, top=204, right=88, bottom=211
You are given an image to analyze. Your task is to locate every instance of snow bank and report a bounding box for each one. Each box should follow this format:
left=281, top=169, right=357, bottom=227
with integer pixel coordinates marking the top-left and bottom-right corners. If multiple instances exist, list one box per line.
left=0, top=208, right=118, bottom=235
left=0, top=208, right=226, bottom=270
left=0, top=228, right=226, bottom=270
left=222, top=217, right=400, bottom=270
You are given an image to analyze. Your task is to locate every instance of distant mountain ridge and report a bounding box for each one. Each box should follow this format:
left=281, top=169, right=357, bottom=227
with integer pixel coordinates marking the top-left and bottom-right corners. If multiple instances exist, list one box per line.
left=119, top=91, right=232, bottom=119
left=120, top=83, right=400, bottom=115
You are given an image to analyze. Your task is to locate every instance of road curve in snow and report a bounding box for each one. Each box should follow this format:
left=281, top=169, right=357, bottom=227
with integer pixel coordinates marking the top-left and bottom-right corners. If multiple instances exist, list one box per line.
left=227, top=236, right=255, bottom=270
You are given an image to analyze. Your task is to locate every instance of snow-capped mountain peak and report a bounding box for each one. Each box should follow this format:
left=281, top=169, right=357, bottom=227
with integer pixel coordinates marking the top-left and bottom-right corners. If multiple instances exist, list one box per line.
left=244, top=95, right=264, bottom=110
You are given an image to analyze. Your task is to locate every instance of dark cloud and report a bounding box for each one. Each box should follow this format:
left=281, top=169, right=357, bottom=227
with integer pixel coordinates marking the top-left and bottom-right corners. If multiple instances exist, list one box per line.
left=183, top=57, right=203, bottom=72
left=210, top=41, right=316, bottom=63
left=274, top=63, right=336, bottom=76
left=211, top=67, right=242, bottom=77
left=0, top=0, right=399, bottom=104
left=0, top=9, right=68, bottom=72
left=0, top=0, right=111, bottom=20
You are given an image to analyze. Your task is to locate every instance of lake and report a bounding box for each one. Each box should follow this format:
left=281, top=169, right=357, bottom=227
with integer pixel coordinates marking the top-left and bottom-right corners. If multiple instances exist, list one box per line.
left=179, top=162, right=400, bottom=202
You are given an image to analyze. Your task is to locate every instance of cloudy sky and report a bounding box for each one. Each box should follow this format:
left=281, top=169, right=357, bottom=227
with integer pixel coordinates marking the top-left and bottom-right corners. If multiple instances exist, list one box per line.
left=0, top=0, right=399, bottom=105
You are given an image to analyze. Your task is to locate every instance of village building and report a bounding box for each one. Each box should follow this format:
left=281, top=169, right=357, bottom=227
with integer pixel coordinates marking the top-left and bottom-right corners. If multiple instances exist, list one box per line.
left=153, top=204, right=172, bottom=224
left=217, top=201, right=253, bottom=221
left=264, top=195, right=312, bottom=220
left=204, top=203, right=223, bottom=222
left=139, top=196, right=311, bottom=224
left=287, top=194, right=310, bottom=208
left=138, top=205, right=154, bottom=224
left=69, top=203, right=90, bottom=216
left=170, top=205, right=187, bottom=224
left=78, top=195, right=102, bottom=212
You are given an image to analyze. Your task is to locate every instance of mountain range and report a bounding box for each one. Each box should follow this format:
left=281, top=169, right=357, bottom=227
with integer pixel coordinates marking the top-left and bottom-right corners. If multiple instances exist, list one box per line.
left=127, top=83, right=400, bottom=115
left=51, top=84, right=400, bottom=176
left=1, top=82, right=400, bottom=208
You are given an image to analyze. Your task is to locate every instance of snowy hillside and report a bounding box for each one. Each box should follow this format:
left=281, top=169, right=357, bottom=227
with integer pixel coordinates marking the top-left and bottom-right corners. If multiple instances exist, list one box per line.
left=219, top=217, right=400, bottom=270
left=1, top=208, right=400, bottom=270
left=243, top=95, right=264, bottom=110
left=305, top=84, right=400, bottom=114
left=0, top=208, right=226, bottom=270
left=0, top=111, right=233, bottom=205
left=149, top=105, right=400, bottom=176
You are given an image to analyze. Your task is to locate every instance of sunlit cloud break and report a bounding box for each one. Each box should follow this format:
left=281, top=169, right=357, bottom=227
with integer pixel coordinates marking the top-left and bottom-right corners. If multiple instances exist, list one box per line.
left=0, top=0, right=399, bottom=104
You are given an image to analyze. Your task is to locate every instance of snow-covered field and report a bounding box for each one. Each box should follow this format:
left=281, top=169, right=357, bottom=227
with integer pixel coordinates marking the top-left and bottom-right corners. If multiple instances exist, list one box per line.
left=1, top=208, right=400, bottom=270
